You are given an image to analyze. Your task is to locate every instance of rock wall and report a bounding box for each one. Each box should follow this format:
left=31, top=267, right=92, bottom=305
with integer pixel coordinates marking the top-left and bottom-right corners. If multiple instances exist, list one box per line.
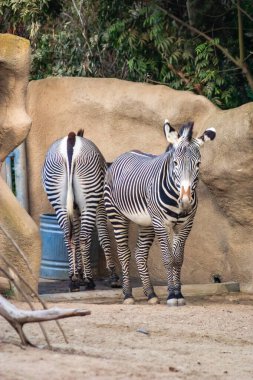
left=26, top=77, right=253, bottom=286
left=0, top=34, right=32, bottom=161
left=0, top=34, right=41, bottom=296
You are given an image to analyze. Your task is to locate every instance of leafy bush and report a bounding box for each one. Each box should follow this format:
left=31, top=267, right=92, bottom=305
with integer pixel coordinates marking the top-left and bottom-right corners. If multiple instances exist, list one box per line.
left=0, top=0, right=252, bottom=109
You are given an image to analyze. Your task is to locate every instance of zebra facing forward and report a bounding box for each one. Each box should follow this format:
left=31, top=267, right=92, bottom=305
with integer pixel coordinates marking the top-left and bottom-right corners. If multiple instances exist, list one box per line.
left=42, top=129, right=120, bottom=292
left=104, top=120, right=216, bottom=306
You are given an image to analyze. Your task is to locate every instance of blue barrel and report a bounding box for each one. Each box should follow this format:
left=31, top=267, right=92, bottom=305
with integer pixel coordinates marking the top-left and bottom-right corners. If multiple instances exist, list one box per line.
left=40, top=213, right=101, bottom=280
left=40, top=214, right=69, bottom=279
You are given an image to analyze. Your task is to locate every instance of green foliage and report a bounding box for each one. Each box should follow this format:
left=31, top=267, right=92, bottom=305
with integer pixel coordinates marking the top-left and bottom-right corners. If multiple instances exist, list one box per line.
left=0, top=0, right=50, bottom=38
left=1, top=287, right=14, bottom=299
left=32, top=30, right=86, bottom=78
left=0, top=0, right=252, bottom=109
left=98, top=3, right=243, bottom=108
left=193, top=40, right=238, bottom=107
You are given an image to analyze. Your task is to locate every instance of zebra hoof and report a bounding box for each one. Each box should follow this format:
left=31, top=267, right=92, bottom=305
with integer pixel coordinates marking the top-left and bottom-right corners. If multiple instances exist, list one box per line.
left=72, top=274, right=79, bottom=282
left=69, top=280, right=80, bottom=292
left=123, top=297, right=135, bottom=305
left=109, top=273, right=122, bottom=288
left=148, top=296, right=160, bottom=305
left=167, top=298, right=178, bottom=307
left=85, top=278, right=96, bottom=291
left=79, top=277, right=96, bottom=290
left=69, top=287, right=80, bottom=292
left=110, top=279, right=122, bottom=289
left=177, top=298, right=186, bottom=306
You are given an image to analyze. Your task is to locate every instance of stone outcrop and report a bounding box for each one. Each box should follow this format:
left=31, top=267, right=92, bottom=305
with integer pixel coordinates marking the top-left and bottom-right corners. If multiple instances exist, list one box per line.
left=26, top=77, right=253, bottom=287
left=0, top=34, right=32, bottom=161
left=0, top=178, right=41, bottom=294
left=0, top=34, right=41, bottom=296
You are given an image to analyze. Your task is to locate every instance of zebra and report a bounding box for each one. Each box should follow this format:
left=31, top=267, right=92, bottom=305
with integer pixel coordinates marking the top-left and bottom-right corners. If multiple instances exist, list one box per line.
left=104, top=120, right=216, bottom=306
left=42, top=129, right=120, bottom=292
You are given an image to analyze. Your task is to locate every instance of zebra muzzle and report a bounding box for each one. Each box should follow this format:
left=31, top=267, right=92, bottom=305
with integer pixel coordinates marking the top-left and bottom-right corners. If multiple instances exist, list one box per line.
left=178, top=185, right=192, bottom=209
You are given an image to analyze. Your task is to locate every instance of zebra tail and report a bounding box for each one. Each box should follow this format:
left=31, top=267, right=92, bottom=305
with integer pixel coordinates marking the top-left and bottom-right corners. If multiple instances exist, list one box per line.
left=77, top=129, right=84, bottom=137
left=66, top=132, right=76, bottom=240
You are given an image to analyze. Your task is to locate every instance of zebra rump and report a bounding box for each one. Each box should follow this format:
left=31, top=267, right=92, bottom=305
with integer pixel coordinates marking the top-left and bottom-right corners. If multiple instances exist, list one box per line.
left=42, top=129, right=120, bottom=291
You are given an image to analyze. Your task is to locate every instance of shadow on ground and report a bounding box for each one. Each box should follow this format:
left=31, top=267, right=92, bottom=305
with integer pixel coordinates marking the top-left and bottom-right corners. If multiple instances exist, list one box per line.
left=39, top=277, right=167, bottom=295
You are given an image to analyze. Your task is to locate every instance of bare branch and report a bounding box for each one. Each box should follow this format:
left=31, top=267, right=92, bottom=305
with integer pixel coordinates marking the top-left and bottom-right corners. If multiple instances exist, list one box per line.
left=156, top=5, right=253, bottom=90
left=157, top=5, right=239, bottom=66
left=236, top=2, right=253, bottom=22
left=0, top=267, right=52, bottom=348
left=237, top=0, right=245, bottom=65
left=167, top=63, right=203, bottom=95
left=0, top=253, right=68, bottom=345
left=0, top=223, right=33, bottom=274
left=71, top=0, right=93, bottom=57
left=72, top=0, right=84, bottom=28
left=0, top=293, right=90, bottom=347
left=0, top=295, right=90, bottom=324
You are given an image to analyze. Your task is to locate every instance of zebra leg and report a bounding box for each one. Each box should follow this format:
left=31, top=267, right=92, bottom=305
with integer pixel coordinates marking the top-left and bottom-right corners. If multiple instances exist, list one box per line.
left=55, top=209, right=80, bottom=292
left=172, top=218, right=195, bottom=306
left=79, top=209, right=97, bottom=290
left=109, top=214, right=134, bottom=304
left=171, top=246, right=185, bottom=306
left=96, top=199, right=121, bottom=288
left=152, top=218, right=176, bottom=306
left=135, top=226, right=159, bottom=304
left=72, top=210, right=82, bottom=279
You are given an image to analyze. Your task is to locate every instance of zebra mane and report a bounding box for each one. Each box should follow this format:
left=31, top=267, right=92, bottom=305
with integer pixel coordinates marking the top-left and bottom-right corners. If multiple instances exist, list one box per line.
left=165, top=144, right=174, bottom=153
left=77, top=129, right=84, bottom=137
left=178, top=122, right=194, bottom=141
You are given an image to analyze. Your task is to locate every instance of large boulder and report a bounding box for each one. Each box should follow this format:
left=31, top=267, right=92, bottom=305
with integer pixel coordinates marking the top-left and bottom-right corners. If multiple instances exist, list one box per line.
left=26, top=77, right=253, bottom=288
left=0, top=34, right=32, bottom=161
left=0, top=178, right=41, bottom=295
left=0, top=34, right=41, bottom=296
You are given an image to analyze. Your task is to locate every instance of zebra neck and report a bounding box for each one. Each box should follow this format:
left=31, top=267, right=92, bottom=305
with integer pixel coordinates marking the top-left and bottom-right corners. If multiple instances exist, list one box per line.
left=161, top=159, right=179, bottom=199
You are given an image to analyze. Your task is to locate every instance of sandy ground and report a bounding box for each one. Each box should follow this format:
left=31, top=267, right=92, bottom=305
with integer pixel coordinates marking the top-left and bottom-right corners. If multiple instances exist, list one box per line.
left=0, top=293, right=253, bottom=380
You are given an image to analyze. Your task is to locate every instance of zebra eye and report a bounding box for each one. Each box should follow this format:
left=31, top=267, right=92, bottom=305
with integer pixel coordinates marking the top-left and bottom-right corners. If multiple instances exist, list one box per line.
left=173, top=161, right=178, bottom=167
left=196, top=162, right=201, bottom=168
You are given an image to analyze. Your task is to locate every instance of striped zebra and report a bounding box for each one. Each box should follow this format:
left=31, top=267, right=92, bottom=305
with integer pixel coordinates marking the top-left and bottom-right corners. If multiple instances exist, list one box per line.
left=104, top=120, right=216, bottom=306
left=42, top=130, right=120, bottom=292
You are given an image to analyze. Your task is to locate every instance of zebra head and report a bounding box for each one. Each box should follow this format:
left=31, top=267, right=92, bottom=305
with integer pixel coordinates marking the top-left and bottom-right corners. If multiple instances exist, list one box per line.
left=164, top=120, right=216, bottom=212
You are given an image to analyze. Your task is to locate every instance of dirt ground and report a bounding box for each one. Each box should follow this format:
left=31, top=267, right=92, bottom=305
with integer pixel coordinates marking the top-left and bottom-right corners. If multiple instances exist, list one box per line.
left=0, top=293, right=253, bottom=380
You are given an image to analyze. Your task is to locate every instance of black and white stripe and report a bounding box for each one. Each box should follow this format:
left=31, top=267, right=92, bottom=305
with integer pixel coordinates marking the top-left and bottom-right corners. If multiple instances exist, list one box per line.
left=42, top=130, right=119, bottom=291
left=104, top=121, right=216, bottom=305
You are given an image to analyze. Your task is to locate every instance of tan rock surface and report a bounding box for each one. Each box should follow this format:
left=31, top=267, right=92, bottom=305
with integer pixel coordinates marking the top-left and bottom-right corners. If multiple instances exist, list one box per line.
left=0, top=177, right=41, bottom=294
left=26, top=77, right=253, bottom=287
left=0, top=34, right=41, bottom=295
left=0, top=34, right=32, bottom=161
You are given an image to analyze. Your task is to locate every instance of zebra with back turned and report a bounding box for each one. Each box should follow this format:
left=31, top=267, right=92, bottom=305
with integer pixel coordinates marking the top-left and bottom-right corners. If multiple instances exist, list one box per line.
left=104, top=120, right=216, bottom=306
left=42, top=129, right=120, bottom=292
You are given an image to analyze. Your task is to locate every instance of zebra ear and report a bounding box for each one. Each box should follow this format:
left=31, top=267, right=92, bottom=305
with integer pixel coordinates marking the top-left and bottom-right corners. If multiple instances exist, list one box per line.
left=163, top=120, right=178, bottom=145
left=197, top=128, right=216, bottom=146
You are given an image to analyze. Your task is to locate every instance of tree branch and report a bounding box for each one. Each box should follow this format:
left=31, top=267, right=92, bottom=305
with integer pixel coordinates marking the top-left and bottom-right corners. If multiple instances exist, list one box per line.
left=236, top=2, right=253, bottom=22
left=156, top=4, right=253, bottom=90
left=0, top=295, right=90, bottom=323
left=0, top=294, right=90, bottom=346
left=0, top=267, right=51, bottom=348
left=157, top=5, right=239, bottom=65
left=237, top=0, right=245, bottom=65
left=0, top=223, right=33, bottom=275
left=0, top=253, right=68, bottom=345
left=167, top=63, right=203, bottom=95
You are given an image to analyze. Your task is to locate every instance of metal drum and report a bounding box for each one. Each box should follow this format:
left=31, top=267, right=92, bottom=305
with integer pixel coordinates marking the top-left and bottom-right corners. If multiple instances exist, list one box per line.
left=40, top=213, right=69, bottom=279
left=40, top=213, right=101, bottom=279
